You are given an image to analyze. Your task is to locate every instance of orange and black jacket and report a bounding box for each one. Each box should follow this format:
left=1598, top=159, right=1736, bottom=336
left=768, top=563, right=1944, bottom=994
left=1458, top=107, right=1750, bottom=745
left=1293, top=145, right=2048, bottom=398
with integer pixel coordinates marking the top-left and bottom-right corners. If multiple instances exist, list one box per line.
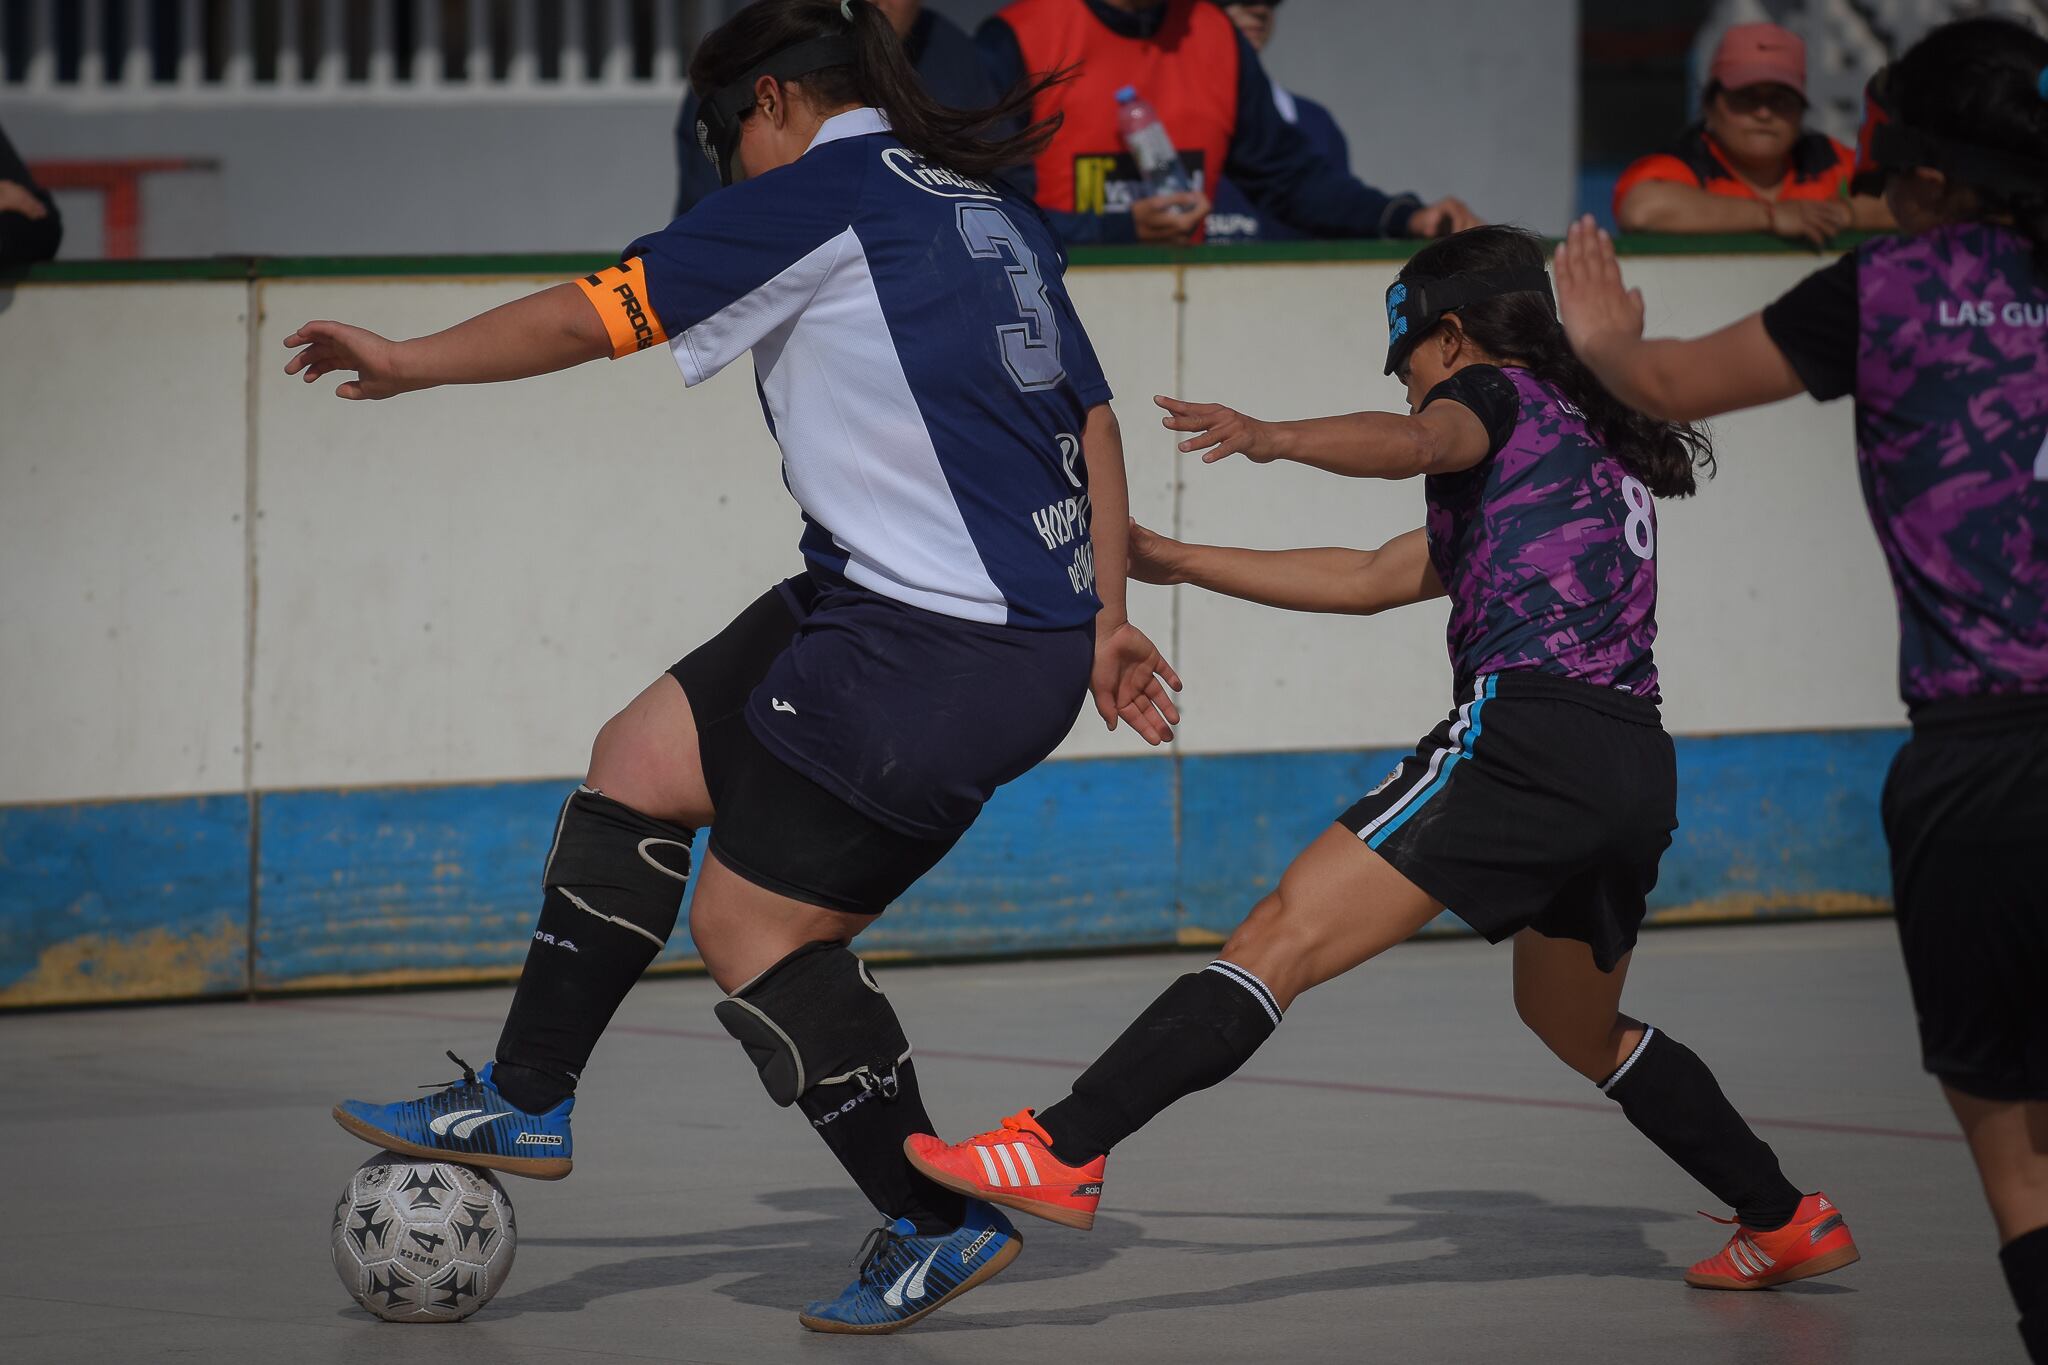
left=1613, top=124, right=1855, bottom=220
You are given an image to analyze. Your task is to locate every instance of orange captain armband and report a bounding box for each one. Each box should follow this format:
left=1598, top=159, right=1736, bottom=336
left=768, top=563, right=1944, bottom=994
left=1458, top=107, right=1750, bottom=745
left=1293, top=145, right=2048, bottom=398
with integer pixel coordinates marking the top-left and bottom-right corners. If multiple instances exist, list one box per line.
left=574, top=258, right=669, bottom=359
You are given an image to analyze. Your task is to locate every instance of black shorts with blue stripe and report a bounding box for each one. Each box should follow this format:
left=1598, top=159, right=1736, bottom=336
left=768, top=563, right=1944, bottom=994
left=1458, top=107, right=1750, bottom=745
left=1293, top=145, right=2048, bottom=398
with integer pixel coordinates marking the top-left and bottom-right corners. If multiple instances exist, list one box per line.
left=1337, top=670, right=1675, bottom=972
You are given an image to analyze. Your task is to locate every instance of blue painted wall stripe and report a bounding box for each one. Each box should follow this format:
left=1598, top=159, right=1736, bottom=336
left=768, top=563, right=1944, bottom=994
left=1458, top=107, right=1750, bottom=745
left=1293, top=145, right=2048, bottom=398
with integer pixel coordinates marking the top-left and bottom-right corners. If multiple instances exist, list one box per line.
left=0, top=728, right=1907, bottom=1006
left=0, top=795, right=251, bottom=1004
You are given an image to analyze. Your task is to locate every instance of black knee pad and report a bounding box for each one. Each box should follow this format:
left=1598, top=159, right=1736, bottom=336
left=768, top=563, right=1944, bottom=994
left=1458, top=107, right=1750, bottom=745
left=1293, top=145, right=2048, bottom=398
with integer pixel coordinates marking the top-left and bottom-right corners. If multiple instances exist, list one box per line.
left=714, top=941, right=910, bottom=1107
left=542, top=785, right=695, bottom=948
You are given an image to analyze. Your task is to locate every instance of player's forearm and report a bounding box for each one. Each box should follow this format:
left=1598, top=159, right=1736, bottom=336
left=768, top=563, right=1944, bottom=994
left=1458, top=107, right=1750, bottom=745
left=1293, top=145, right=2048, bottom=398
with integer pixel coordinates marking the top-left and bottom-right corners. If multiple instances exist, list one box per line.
left=1082, top=405, right=1132, bottom=625
left=1617, top=183, right=1771, bottom=234
left=1571, top=334, right=1698, bottom=421
left=1269, top=411, right=1437, bottom=480
left=1167, top=542, right=1400, bottom=615
left=394, top=284, right=611, bottom=390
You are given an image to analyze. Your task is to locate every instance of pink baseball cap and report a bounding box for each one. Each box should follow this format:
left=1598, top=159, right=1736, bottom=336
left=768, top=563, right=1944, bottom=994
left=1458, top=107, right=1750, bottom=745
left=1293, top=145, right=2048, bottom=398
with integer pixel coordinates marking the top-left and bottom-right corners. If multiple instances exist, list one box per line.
left=1710, top=22, right=1807, bottom=99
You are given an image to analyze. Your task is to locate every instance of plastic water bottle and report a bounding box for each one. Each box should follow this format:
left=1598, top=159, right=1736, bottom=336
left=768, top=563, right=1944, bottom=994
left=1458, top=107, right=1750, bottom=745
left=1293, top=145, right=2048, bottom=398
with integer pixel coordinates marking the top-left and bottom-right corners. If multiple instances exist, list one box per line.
left=1115, top=86, right=1193, bottom=197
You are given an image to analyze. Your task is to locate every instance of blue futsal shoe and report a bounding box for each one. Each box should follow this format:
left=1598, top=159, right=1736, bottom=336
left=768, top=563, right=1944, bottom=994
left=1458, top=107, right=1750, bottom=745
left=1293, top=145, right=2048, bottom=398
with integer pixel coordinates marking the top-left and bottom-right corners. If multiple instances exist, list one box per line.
left=799, top=1199, right=1022, bottom=1334
left=332, top=1051, right=574, bottom=1180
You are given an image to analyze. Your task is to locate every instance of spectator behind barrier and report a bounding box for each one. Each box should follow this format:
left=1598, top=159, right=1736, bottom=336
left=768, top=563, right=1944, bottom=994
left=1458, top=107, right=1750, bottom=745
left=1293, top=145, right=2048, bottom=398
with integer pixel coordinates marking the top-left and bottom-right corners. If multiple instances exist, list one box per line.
left=1203, top=0, right=1350, bottom=244
left=977, top=0, right=1477, bottom=247
left=1613, top=22, right=1893, bottom=246
left=673, top=0, right=995, bottom=216
left=0, top=122, right=61, bottom=267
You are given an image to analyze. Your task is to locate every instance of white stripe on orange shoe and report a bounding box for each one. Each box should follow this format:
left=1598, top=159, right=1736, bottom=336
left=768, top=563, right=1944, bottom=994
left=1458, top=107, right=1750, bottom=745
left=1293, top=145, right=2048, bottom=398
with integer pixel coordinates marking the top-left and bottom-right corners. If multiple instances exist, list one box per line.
left=1013, top=1143, right=1040, bottom=1186
left=974, top=1145, right=1001, bottom=1187
left=994, top=1143, right=1021, bottom=1187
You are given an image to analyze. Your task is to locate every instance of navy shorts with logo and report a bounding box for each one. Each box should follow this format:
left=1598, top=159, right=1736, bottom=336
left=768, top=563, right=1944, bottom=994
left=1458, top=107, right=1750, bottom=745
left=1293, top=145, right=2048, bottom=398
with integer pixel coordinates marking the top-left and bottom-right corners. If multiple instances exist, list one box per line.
left=1336, top=669, right=1676, bottom=972
left=670, top=570, right=1092, bottom=915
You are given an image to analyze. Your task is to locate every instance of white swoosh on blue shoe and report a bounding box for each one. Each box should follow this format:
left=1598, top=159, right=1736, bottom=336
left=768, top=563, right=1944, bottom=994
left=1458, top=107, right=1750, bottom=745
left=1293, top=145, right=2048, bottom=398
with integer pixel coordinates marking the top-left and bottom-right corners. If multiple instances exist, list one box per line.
left=451, top=1111, right=515, bottom=1139
left=428, top=1108, right=482, bottom=1137
left=904, top=1248, right=941, bottom=1301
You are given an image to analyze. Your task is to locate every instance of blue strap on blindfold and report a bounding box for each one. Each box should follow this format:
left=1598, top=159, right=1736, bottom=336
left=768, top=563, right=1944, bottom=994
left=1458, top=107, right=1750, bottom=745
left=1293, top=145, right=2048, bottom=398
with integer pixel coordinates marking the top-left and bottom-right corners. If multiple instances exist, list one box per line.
left=1384, top=268, right=1555, bottom=376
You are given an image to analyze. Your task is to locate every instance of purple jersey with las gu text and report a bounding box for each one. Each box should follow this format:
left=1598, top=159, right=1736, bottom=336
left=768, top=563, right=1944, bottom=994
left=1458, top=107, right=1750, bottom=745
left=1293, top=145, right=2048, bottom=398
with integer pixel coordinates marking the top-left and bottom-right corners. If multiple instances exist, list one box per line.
left=1420, top=365, right=1661, bottom=699
left=1763, top=224, right=2048, bottom=708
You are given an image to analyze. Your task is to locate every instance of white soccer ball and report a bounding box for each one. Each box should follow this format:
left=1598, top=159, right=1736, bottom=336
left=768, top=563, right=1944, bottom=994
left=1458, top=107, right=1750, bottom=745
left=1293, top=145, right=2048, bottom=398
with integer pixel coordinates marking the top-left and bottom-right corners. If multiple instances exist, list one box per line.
left=331, top=1151, right=517, bottom=1322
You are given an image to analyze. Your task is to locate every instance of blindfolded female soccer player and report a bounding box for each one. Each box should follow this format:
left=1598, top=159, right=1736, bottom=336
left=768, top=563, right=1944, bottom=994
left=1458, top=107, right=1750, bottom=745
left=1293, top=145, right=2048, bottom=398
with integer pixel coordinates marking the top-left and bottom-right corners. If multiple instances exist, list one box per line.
left=1553, top=19, right=2048, bottom=1358
left=291, top=0, right=1177, bottom=1334
left=911, top=224, right=1860, bottom=1294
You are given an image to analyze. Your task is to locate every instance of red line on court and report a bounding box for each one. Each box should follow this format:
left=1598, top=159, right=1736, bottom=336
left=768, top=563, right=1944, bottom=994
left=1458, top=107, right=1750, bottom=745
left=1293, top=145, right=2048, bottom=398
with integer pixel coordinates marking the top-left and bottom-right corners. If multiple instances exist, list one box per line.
left=274, top=996, right=1965, bottom=1145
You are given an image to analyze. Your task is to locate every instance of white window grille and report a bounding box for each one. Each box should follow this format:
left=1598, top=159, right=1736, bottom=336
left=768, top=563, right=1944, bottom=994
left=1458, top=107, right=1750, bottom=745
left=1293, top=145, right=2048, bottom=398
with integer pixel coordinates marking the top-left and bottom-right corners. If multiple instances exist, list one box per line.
left=0, top=1, right=723, bottom=102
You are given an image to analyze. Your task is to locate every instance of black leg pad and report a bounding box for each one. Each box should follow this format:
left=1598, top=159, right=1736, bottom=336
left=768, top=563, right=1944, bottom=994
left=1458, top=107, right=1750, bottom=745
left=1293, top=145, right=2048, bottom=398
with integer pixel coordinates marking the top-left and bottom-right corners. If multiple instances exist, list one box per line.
left=713, top=941, right=910, bottom=1107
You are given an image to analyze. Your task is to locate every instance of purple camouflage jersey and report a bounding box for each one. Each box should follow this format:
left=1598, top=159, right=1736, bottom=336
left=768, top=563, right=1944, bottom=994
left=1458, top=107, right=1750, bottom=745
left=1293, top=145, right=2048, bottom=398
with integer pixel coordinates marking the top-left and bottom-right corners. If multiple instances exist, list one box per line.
left=1856, top=225, right=2048, bottom=706
left=1424, top=366, right=1662, bottom=699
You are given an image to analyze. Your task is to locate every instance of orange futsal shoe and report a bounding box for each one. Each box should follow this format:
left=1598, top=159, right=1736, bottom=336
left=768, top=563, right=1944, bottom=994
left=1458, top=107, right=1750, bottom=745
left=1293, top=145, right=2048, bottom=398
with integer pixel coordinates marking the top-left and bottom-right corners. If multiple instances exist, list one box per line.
left=1685, top=1193, right=1860, bottom=1289
left=905, top=1110, right=1106, bottom=1231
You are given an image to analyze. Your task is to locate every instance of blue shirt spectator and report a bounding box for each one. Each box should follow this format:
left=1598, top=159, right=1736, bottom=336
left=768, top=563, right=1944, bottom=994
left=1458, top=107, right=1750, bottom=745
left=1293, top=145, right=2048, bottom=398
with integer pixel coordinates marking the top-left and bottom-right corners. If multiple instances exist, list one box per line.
left=1208, top=83, right=1349, bottom=243
left=1202, top=1, right=1351, bottom=243
left=673, top=0, right=996, bottom=217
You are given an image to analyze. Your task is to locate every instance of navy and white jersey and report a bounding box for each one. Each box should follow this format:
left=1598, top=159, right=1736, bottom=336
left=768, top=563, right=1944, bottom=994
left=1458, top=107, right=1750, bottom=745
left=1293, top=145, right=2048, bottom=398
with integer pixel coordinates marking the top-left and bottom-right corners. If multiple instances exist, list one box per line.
left=580, top=108, right=1110, bottom=629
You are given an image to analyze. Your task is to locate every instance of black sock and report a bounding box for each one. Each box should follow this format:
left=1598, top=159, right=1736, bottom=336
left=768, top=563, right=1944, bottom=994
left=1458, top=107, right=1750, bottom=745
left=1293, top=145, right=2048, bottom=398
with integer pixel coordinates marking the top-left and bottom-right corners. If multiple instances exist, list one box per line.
left=492, top=788, right=693, bottom=1114
left=2002, top=1225, right=2048, bottom=1364
left=800, top=1057, right=965, bottom=1236
left=1599, top=1026, right=1802, bottom=1231
left=1036, top=961, right=1282, bottom=1165
left=715, top=941, right=963, bottom=1235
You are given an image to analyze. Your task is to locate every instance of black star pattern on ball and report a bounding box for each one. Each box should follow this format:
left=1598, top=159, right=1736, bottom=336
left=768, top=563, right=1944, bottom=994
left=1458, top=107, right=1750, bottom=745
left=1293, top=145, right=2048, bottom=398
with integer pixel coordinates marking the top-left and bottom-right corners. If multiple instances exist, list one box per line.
left=368, top=1267, right=412, bottom=1310
left=348, top=1202, right=391, bottom=1254
left=450, top=1201, right=496, bottom=1254
left=400, top=1166, right=454, bottom=1211
left=431, top=1268, right=479, bottom=1311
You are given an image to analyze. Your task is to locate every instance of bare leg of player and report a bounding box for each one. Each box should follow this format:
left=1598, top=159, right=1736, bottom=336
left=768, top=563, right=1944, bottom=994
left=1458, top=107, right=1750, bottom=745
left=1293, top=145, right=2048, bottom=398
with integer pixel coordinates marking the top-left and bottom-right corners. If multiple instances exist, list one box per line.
left=1947, top=1091, right=2048, bottom=1359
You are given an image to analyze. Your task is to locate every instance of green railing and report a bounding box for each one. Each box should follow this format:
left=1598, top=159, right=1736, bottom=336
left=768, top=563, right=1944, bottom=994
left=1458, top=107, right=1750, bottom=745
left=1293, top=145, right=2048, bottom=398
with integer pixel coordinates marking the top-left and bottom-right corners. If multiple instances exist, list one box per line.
left=10, top=233, right=1876, bottom=284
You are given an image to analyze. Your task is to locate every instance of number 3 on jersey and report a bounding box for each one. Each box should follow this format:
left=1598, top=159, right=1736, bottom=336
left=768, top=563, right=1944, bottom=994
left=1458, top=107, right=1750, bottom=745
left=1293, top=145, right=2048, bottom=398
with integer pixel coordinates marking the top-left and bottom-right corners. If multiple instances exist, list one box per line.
left=956, top=203, right=1065, bottom=393
left=1621, top=475, right=1655, bottom=559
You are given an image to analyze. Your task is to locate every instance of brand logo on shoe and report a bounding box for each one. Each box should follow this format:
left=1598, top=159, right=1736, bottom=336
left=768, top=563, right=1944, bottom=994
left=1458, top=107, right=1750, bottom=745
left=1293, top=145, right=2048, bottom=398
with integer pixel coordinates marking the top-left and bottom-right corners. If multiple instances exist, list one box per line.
left=1074, top=1183, right=1102, bottom=1196
left=514, top=1132, right=565, bottom=1146
left=884, top=1250, right=941, bottom=1308
left=960, top=1228, right=997, bottom=1263
left=429, top=1108, right=514, bottom=1139
left=771, top=698, right=797, bottom=715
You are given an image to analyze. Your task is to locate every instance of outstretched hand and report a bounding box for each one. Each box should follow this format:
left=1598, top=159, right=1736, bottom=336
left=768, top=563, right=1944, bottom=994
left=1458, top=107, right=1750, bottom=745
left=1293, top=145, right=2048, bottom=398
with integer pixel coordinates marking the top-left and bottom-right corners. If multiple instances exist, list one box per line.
left=1092, top=618, right=1182, bottom=745
left=1155, top=394, right=1279, bottom=464
left=1126, top=518, right=1183, bottom=586
left=1552, top=215, right=1646, bottom=364
left=283, top=320, right=413, bottom=400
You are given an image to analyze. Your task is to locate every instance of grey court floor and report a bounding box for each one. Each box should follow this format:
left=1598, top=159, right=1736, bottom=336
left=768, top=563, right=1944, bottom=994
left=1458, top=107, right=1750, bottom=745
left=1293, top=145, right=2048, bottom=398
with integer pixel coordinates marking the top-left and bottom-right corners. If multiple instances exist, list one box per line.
left=3, top=919, right=2018, bottom=1364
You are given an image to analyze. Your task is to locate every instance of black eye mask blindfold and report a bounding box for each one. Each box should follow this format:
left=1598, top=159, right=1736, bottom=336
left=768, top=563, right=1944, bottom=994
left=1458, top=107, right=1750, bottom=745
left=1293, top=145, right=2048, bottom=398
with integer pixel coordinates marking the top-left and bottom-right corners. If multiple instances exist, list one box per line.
left=1852, top=64, right=2048, bottom=199
left=1384, top=268, right=1555, bottom=376
left=695, top=36, right=857, bottom=187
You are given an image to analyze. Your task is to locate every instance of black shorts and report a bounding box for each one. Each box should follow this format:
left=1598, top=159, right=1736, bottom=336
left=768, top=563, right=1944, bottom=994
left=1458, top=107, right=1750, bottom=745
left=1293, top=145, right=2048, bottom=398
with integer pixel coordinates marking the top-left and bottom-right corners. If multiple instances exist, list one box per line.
left=1337, top=670, right=1675, bottom=972
left=670, top=571, right=1092, bottom=916
left=1882, top=694, right=2048, bottom=1101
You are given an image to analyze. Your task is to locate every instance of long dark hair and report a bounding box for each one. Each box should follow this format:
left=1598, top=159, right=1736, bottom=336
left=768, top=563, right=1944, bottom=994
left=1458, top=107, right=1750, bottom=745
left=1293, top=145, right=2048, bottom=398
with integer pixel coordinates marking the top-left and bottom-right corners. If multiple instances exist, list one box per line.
left=1401, top=226, right=1714, bottom=499
left=1887, top=17, right=2048, bottom=272
left=689, top=0, right=1067, bottom=181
